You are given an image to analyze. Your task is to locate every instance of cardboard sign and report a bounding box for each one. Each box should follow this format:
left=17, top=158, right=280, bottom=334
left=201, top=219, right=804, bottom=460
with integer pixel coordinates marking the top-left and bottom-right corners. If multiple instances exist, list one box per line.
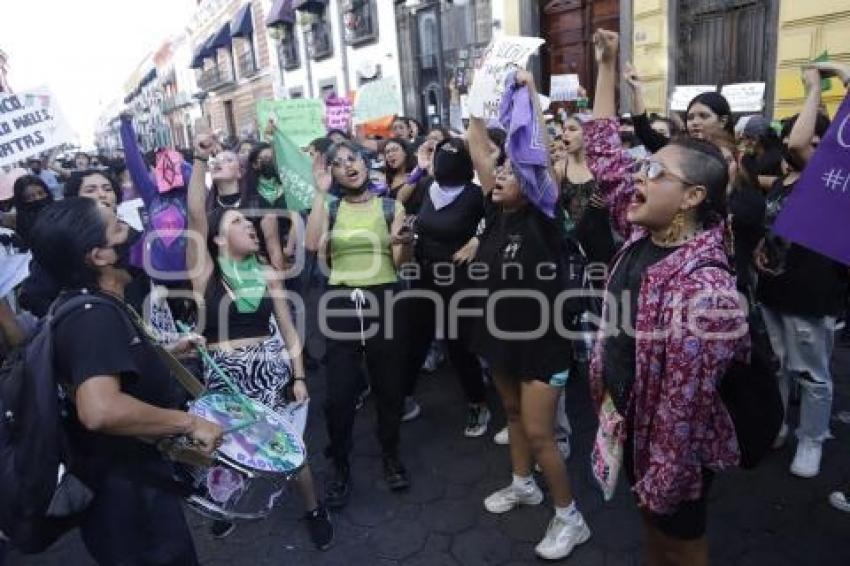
left=325, top=96, right=353, bottom=132
left=669, top=85, right=717, bottom=112
left=721, top=82, right=765, bottom=113
left=0, top=87, right=75, bottom=168
left=773, top=92, right=850, bottom=265
left=257, top=98, right=326, bottom=149
left=550, top=74, right=580, bottom=102
left=353, top=76, right=402, bottom=124
left=468, top=36, right=545, bottom=120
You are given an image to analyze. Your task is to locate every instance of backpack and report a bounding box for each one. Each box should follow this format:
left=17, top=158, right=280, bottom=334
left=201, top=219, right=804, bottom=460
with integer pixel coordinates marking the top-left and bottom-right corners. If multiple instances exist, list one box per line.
left=328, top=196, right=396, bottom=233
left=0, top=291, right=137, bottom=553
left=696, top=262, right=784, bottom=469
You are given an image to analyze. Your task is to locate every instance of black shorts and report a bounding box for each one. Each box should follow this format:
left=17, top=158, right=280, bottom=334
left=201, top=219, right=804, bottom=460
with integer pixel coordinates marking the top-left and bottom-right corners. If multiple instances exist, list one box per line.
left=625, top=432, right=714, bottom=540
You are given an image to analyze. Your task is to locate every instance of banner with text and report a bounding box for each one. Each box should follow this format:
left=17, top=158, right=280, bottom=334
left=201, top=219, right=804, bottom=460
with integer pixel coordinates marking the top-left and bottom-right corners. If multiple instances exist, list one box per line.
left=353, top=77, right=402, bottom=124
left=258, top=98, right=326, bottom=149
left=257, top=101, right=316, bottom=212
left=468, top=36, right=545, bottom=120
left=721, top=82, right=765, bottom=113
left=774, top=92, right=850, bottom=265
left=669, top=85, right=717, bottom=112
left=0, top=87, right=75, bottom=167
left=550, top=74, right=580, bottom=102
left=325, top=95, right=353, bottom=133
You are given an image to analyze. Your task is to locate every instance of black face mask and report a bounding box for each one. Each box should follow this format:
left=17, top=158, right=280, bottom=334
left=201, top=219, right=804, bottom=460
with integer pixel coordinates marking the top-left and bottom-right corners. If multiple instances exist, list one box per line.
left=258, top=162, right=278, bottom=179
left=16, top=198, right=52, bottom=243
left=112, top=226, right=143, bottom=272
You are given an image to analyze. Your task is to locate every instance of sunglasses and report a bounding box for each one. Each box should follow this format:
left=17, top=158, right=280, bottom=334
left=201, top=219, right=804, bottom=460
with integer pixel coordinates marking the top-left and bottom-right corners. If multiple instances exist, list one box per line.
left=632, top=159, right=695, bottom=185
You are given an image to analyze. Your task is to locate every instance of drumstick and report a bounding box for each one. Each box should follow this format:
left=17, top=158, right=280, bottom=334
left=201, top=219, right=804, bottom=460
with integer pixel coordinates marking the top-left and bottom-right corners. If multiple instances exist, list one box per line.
left=176, top=321, right=258, bottom=419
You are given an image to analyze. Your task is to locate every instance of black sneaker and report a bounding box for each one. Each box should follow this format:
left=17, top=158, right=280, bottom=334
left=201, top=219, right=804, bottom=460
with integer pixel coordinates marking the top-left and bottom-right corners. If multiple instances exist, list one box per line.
left=325, top=462, right=351, bottom=509
left=382, top=454, right=411, bottom=491
left=210, top=519, right=236, bottom=539
left=304, top=503, right=334, bottom=550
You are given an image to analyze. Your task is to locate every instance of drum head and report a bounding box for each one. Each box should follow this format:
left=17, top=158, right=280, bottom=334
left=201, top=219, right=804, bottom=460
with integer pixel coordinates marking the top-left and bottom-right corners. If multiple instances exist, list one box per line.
left=190, top=393, right=307, bottom=474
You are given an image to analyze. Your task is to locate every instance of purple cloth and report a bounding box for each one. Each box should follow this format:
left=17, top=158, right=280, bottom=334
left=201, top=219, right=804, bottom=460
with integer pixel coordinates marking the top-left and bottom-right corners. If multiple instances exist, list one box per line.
left=774, top=91, right=850, bottom=266
left=498, top=71, right=558, bottom=218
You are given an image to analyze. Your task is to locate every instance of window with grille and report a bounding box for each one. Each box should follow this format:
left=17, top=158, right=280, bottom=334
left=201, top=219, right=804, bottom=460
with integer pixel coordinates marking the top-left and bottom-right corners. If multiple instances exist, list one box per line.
left=342, top=0, right=378, bottom=46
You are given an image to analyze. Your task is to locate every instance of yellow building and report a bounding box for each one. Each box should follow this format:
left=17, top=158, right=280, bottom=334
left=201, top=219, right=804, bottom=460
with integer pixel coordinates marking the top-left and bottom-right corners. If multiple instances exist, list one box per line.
left=774, top=0, right=850, bottom=118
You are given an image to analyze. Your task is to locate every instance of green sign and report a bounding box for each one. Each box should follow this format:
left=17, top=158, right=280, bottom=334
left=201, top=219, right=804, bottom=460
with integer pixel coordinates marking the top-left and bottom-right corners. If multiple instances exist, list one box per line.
left=257, top=98, right=326, bottom=149
left=353, top=76, right=402, bottom=124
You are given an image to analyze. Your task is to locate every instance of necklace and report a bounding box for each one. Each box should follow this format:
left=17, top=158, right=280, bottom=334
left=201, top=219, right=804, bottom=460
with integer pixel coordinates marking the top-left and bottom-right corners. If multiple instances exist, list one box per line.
left=217, top=194, right=241, bottom=208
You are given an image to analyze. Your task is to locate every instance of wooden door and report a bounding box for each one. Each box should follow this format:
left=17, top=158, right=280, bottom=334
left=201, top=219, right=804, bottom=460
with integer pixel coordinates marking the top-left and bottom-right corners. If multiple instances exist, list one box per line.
left=540, top=0, right=619, bottom=98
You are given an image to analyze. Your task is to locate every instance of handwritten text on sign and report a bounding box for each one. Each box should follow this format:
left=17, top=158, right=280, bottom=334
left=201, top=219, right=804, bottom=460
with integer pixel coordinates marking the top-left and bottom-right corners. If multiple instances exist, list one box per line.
left=353, top=76, right=402, bottom=124
left=325, top=96, right=353, bottom=132
left=0, top=87, right=74, bottom=168
left=260, top=98, right=326, bottom=149
left=467, top=36, right=545, bottom=120
left=774, top=92, right=850, bottom=265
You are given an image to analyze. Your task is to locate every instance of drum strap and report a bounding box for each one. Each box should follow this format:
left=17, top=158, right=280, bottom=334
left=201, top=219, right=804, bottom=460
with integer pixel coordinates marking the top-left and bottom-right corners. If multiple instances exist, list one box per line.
left=154, top=345, right=206, bottom=398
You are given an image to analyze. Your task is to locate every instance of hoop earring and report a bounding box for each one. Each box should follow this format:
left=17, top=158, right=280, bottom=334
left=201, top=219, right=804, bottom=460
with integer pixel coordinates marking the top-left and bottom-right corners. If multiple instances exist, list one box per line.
left=663, top=210, right=686, bottom=245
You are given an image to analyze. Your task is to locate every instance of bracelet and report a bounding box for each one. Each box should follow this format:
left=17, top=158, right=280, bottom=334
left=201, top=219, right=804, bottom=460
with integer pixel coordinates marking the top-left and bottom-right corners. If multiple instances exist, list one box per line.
left=406, top=167, right=425, bottom=185
left=193, top=155, right=209, bottom=163
left=293, top=376, right=306, bottom=382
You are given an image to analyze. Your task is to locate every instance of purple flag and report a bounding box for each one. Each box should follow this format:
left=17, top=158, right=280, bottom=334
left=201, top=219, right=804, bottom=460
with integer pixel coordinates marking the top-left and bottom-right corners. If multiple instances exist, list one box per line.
left=774, top=92, right=850, bottom=266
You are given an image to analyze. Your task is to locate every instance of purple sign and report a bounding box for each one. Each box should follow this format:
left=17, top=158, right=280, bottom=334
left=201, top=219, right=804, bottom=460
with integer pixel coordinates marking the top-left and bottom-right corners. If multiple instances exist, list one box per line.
left=774, top=92, right=850, bottom=266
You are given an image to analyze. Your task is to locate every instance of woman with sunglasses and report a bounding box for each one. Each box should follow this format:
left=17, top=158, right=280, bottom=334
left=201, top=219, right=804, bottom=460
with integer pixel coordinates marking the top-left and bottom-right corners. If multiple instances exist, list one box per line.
left=586, top=30, right=748, bottom=566
left=305, top=141, right=414, bottom=508
left=467, top=69, right=589, bottom=559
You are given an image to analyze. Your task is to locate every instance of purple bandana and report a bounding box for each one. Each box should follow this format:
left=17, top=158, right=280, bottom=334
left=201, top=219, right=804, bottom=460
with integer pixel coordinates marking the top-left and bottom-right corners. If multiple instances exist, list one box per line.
left=498, top=71, right=558, bottom=218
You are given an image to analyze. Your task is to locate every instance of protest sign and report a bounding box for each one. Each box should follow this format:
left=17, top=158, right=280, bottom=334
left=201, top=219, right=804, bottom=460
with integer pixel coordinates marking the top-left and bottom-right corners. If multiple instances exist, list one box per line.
left=0, top=87, right=74, bottom=168
left=669, top=85, right=716, bottom=112
left=721, top=82, right=765, bottom=113
left=0, top=252, right=30, bottom=299
left=353, top=76, right=402, bottom=124
left=468, top=36, right=545, bottom=120
left=773, top=92, right=850, bottom=265
left=257, top=101, right=316, bottom=212
left=325, top=96, right=353, bottom=132
left=257, top=98, right=325, bottom=149
left=550, top=74, right=580, bottom=102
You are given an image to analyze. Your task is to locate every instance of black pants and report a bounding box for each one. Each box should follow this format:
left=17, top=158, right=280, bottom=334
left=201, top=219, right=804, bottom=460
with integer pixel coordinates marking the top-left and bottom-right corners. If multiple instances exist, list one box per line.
left=402, top=271, right=484, bottom=402
left=80, top=471, right=198, bottom=566
left=323, top=284, right=406, bottom=465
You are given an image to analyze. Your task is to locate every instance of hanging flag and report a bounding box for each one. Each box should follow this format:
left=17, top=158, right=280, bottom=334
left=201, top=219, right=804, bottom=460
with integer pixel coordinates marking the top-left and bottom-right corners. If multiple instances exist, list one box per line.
left=257, top=100, right=316, bottom=212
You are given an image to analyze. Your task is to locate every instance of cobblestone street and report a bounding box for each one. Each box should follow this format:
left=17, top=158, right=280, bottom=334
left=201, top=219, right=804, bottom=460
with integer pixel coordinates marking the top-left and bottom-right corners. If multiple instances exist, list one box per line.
left=10, top=343, right=850, bottom=566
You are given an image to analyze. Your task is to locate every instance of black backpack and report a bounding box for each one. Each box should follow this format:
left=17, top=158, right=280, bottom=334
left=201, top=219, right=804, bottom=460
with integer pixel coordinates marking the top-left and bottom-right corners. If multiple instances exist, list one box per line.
left=695, top=263, right=784, bottom=469
left=0, top=292, right=135, bottom=553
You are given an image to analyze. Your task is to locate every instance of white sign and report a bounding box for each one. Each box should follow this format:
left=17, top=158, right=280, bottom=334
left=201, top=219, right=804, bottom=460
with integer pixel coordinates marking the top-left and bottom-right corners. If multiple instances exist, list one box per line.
left=468, top=36, right=545, bottom=120
left=550, top=74, right=580, bottom=102
left=721, top=82, right=766, bottom=113
left=353, top=76, right=403, bottom=124
left=669, top=85, right=717, bottom=112
left=0, top=87, right=75, bottom=168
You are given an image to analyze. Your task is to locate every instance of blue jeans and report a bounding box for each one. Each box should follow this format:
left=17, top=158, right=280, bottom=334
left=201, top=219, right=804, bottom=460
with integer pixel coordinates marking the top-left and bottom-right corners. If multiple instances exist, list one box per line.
left=761, top=306, right=836, bottom=443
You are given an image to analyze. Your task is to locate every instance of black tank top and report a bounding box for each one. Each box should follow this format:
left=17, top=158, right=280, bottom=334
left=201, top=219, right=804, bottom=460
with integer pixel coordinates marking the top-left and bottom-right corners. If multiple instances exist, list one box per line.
left=201, top=276, right=274, bottom=344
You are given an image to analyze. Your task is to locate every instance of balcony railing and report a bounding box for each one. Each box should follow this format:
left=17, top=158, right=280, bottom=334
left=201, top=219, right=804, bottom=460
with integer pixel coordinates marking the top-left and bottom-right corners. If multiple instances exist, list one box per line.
left=238, top=50, right=257, bottom=78
left=161, top=92, right=194, bottom=113
left=197, top=63, right=235, bottom=91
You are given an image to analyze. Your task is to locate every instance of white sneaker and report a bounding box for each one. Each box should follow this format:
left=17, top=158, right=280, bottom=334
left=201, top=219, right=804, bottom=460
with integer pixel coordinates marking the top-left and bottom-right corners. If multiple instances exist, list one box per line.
left=829, top=491, right=850, bottom=513
left=402, top=396, right=421, bottom=422
left=464, top=405, right=491, bottom=438
left=493, top=426, right=509, bottom=445
left=534, top=512, right=592, bottom=560
left=772, top=423, right=789, bottom=449
left=484, top=482, right=543, bottom=514
left=790, top=438, right=822, bottom=478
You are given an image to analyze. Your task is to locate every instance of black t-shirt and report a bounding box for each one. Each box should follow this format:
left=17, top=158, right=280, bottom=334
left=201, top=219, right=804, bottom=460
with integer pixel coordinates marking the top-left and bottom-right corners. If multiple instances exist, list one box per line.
left=415, top=183, right=484, bottom=266
left=54, top=291, right=187, bottom=485
left=728, top=183, right=766, bottom=295
left=603, top=238, right=678, bottom=415
left=756, top=178, right=848, bottom=317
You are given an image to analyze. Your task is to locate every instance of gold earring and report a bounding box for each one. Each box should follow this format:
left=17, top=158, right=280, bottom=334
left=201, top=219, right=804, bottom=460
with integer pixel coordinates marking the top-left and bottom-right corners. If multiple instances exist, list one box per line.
left=664, top=210, right=686, bottom=245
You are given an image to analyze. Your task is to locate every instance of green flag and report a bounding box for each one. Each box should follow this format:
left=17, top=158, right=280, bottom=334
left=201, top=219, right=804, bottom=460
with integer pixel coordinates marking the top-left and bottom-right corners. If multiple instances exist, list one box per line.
left=257, top=100, right=316, bottom=212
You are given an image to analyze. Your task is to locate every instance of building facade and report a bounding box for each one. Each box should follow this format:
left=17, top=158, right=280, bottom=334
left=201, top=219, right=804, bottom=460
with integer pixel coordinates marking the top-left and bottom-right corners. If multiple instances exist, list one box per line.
left=0, top=49, right=10, bottom=94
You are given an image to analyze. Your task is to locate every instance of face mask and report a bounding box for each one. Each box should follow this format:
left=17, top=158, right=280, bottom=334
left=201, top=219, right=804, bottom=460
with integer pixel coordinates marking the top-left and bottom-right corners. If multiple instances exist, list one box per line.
left=16, top=198, right=52, bottom=242
left=112, top=226, right=143, bottom=271
left=258, top=162, right=277, bottom=178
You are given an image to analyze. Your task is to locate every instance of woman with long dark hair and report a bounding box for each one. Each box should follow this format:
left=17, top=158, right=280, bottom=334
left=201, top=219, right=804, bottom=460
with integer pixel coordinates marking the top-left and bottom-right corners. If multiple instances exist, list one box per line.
left=305, top=140, right=414, bottom=508
left=382, top=137, right=416, bottom=201
left=187, top=130, right=333, bottom=548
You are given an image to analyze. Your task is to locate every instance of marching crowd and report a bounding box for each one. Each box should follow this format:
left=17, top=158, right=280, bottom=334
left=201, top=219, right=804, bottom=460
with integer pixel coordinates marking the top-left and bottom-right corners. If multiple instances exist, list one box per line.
left=1, top=29, right=849, bottom=565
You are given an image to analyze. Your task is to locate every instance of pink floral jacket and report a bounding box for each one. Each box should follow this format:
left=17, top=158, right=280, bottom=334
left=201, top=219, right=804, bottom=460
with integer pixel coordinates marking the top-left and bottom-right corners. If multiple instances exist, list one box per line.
left=584, top=118, right=750, bottom=514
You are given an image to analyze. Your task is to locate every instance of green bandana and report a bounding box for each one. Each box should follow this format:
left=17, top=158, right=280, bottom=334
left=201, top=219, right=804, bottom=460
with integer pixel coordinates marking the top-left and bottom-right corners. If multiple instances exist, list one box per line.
left=257, top=177, right=285, bottom=205
left=217, top=255, right=267, bottom=313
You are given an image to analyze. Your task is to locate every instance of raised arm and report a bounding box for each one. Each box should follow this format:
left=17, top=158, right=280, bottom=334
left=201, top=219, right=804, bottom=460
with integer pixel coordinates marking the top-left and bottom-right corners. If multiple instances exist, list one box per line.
left=305, top=154, right=332, bottom=253
left=448, top=77, right=465, bottom=133
left=119, top=112, right=157, bottom=203
left=468, top=117, right=497, bottom=194
left=623, top=62, right=669, bottom=152
left=186, top=124, right=218, bottom=291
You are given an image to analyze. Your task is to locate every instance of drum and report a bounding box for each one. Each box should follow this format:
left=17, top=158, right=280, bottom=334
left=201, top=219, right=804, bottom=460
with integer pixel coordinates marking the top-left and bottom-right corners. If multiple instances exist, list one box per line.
left=179, top=393, right=307, bottom=521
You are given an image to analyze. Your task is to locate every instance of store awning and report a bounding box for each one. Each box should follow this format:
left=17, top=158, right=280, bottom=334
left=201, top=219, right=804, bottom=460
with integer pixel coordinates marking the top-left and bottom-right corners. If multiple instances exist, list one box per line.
left=266, top=0, right=295, bottom=27
left=207, top=22, right=233, bottom=50
left=231, top=4, right=254, bottom=38
left=294, top=0, right=327, bottom=14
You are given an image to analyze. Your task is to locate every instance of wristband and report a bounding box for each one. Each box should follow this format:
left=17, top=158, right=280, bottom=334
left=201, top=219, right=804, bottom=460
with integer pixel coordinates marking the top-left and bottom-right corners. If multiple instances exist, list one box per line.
left=294, top=376, right=306, bottom=382
left=406, top=166, right=425, bottom=185
left=193, top=155, right=209, bottom=163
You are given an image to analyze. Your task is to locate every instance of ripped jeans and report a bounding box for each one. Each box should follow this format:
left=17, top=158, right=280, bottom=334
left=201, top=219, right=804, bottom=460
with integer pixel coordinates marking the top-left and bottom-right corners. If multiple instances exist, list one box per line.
left=761, top=306, right=837, bottom=443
